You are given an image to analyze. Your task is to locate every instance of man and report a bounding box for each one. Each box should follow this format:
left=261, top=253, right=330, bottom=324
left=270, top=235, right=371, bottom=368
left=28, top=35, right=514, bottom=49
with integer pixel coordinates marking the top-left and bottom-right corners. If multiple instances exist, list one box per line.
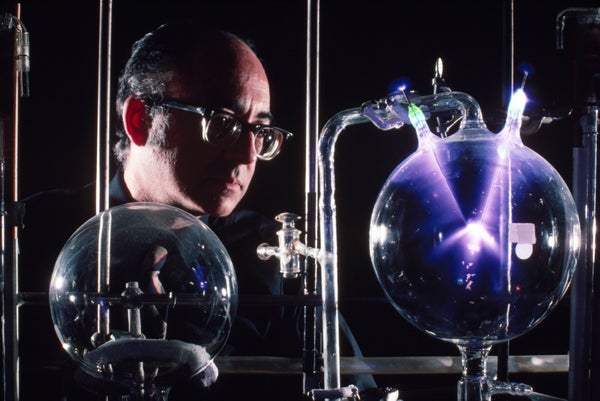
left=112, top=23, right=290, bottom=217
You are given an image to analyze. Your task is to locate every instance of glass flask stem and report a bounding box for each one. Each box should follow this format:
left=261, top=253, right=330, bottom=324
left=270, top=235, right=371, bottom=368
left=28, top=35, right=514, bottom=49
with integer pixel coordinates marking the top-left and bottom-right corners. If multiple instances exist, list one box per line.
left=457, top=345, right=534, bottom=401
left=457, top=345, right=493, bottom=401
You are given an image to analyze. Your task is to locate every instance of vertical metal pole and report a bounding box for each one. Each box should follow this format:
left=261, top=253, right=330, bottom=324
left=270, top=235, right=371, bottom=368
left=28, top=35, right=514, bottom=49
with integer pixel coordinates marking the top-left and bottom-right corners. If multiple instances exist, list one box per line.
left=94, top=0, right=112, bottom=357
left=303, top=0, right=321, bottom=393
left=96, top=0, right=112, bottom=215
left=2, top=4, right=22, bottom=401
left=501, top=0, right=515, bottom=107
left=496, top=0, right=514, bottom=385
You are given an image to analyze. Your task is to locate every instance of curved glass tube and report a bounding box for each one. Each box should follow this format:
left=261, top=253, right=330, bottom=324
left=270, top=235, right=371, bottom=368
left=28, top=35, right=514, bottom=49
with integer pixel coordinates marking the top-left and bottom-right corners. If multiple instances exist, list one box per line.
left=318, top=107, right=369, bottom=391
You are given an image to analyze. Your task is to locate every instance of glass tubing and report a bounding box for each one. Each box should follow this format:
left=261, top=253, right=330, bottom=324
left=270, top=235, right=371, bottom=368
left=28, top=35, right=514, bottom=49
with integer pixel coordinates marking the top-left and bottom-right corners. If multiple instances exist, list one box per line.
left=316, top=90, right=484, bottom=393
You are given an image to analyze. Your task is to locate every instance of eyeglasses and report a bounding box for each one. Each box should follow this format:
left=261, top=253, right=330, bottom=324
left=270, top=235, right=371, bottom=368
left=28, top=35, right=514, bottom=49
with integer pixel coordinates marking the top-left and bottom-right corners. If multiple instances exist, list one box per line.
left=161, top=101, right=293, bottom=161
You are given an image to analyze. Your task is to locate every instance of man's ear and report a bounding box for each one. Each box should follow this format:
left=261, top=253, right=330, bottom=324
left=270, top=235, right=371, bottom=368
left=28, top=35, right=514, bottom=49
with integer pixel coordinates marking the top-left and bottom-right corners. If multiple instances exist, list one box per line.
left=122, top=96, right=150, bottom=146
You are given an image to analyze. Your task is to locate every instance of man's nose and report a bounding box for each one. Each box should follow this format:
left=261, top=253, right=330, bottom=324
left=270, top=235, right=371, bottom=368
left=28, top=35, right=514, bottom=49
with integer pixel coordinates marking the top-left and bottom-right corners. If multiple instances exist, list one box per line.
left=224, top=130, right=257, bottom=164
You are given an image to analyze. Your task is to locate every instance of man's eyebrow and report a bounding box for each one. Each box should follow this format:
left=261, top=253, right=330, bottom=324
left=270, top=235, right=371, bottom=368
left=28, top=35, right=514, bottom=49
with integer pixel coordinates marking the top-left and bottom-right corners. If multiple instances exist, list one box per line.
left=256, top=111, right=274, bottom=122
left=231, top=101, right=273, bottom=122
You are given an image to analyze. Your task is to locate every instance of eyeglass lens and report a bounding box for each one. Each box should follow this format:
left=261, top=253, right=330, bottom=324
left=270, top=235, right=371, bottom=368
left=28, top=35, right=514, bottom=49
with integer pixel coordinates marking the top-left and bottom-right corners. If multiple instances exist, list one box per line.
left=206, top=114, right=282, bottom=158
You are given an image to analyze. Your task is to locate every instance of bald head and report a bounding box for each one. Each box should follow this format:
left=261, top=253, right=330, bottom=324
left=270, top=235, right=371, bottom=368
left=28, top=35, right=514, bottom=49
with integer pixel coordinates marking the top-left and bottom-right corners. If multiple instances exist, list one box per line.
left=168, top=34, right=270, bottom=112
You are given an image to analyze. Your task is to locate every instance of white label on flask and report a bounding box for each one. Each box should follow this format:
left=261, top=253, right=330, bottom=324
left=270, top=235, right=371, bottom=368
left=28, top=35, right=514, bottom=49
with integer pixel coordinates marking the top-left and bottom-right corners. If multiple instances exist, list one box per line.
left=509, top=222, right=536, bottom=260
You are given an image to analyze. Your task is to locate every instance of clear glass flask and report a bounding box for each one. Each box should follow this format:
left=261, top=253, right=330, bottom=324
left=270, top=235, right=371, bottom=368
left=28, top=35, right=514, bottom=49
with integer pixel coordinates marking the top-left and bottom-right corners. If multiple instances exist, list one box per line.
left=369, top=90, right=580, bottom=401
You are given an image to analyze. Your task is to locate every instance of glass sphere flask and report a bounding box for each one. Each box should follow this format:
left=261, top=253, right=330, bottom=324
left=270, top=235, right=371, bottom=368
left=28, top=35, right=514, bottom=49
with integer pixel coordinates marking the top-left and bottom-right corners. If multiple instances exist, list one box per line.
left=49, top=202, right=237, bottom=400
left=369, top=90, right=580, bottom=401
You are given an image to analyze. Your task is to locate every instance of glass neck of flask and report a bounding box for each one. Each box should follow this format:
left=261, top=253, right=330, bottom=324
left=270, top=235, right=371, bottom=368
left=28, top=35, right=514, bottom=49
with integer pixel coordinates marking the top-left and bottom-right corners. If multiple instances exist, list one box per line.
left=457, top=345, right=493, bottom=401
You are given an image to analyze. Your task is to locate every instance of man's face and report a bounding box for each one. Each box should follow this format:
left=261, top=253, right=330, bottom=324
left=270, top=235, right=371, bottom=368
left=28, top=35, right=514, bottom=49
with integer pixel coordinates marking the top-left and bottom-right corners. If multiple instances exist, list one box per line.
left=148, top=39, right=271, bottom=216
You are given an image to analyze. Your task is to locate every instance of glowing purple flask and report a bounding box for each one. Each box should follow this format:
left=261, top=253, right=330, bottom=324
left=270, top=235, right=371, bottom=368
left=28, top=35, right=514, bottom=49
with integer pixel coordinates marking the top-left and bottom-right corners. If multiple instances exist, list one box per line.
left=370, top=89, right=579, bottom=352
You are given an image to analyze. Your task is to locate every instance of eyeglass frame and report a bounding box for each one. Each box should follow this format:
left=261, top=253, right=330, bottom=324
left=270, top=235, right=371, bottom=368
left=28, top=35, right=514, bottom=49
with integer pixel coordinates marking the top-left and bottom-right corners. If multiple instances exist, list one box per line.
left=158, top=100, right=293, bottom=161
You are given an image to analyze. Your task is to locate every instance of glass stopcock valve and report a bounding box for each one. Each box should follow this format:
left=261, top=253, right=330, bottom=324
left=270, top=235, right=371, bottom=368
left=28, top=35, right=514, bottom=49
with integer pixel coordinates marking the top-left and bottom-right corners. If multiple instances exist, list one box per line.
left=257, top=212, right=321, bottom=278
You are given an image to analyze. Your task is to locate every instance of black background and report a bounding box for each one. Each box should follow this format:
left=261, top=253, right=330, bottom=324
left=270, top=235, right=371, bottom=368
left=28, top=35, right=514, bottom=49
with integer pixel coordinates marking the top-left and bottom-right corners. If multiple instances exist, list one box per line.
left=1, top=0, right=596, bottom=399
